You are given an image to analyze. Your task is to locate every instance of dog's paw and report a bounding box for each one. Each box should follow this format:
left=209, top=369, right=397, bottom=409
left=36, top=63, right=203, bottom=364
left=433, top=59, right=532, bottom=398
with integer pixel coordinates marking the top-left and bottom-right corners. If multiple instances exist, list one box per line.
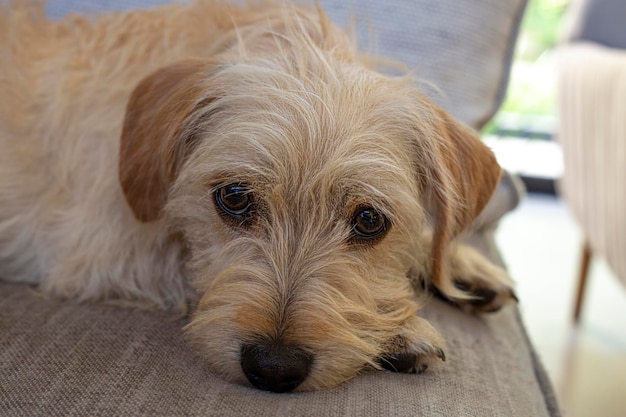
left=378, top=316, right=446, bottom=374
left=436, top=244, right=517, bottom=314
left=449, top=276, right=517, bottom=314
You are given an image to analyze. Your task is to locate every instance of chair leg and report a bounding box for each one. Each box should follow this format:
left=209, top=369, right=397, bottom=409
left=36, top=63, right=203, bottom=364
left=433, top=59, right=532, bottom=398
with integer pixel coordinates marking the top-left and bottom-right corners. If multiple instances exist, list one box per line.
left=573, top=241, right=592, bottom=323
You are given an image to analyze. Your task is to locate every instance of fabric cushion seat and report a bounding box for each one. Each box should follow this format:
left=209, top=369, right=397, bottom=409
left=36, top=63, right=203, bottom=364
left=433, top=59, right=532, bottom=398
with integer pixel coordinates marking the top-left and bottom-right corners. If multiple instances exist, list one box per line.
left=0, top=279, right=558, bottom=416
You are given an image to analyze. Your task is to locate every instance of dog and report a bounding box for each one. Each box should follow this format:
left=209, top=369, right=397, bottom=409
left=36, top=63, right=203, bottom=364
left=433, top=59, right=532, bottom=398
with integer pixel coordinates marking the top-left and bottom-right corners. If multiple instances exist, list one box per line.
left=0, top=0, right=516, bottom=393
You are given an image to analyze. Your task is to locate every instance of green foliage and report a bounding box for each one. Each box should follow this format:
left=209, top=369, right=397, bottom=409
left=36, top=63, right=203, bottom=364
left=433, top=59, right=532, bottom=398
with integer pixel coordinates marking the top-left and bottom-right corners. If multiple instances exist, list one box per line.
left=488, top=0, right=570, bottom=127
left=518, top=0, right=570, bottom=61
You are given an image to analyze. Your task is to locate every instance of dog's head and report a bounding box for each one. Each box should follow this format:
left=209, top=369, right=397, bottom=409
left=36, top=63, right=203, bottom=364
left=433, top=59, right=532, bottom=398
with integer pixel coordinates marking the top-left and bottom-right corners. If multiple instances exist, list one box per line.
left=118, top=29, right=500, bottom=392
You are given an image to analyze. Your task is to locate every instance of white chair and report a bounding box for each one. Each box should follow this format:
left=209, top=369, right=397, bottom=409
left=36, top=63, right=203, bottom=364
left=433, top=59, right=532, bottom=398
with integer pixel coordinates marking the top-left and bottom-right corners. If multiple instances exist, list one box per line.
left=557, top=0, right=626, bottom=321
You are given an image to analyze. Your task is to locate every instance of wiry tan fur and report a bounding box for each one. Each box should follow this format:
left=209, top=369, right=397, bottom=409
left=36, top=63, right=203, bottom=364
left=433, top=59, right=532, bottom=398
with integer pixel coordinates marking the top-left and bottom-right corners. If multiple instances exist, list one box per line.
left=0, top=0, right=516, bottom=391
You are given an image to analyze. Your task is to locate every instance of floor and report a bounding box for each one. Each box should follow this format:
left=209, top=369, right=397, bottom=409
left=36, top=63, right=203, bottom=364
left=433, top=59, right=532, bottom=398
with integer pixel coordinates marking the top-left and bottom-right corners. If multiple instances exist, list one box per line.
left=495, top=193, right=626, bottom=417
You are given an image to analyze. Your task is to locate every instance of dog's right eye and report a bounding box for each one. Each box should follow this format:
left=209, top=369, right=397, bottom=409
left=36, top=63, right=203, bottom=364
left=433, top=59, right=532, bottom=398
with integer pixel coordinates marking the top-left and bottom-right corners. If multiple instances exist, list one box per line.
left=215, top=183, right=253, bottom=218
left=351, top=207, right=389, bottom=242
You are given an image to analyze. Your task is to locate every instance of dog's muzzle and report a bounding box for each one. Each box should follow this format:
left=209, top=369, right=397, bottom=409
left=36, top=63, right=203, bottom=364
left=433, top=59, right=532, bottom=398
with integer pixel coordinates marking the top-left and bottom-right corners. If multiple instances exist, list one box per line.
left=240, top=342, right=313, bottom=393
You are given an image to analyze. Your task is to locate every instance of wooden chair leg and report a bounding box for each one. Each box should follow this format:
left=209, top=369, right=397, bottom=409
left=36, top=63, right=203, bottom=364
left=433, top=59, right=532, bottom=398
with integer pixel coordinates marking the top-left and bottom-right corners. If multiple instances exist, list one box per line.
left=573, top=241, right=592, bottom=323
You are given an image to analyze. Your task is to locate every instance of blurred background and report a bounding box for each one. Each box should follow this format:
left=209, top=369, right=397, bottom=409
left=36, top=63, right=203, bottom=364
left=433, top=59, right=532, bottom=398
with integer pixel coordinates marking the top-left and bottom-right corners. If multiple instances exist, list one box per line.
left=484, top=0, right=566, bottom=192
left=487, top=0, right=626, bottom=416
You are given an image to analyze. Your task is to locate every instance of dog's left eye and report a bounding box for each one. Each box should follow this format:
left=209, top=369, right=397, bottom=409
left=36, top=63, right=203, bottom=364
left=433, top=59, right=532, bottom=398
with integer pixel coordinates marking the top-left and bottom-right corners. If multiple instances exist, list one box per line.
left=352, top=207, right=388, bottom=240
left=215, top=183, right=253, bottom=218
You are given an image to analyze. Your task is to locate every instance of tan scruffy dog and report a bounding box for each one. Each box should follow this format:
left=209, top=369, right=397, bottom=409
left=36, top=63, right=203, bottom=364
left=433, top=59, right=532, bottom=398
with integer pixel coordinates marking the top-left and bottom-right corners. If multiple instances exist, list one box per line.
left=0, top=0, right=516, bottom=392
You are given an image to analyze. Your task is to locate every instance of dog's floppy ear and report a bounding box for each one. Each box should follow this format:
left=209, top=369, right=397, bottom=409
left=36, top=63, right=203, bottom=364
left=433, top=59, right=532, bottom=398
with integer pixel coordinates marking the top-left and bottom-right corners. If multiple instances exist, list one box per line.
left=120, top=59, right=219, bottom=222
left=420, top=106, right=502, bottom=286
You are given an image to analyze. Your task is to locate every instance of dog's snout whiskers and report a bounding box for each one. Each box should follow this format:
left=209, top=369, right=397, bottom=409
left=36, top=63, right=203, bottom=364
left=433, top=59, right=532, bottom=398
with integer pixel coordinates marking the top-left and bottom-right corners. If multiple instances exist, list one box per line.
left=240, top=342, right=313, bottom=393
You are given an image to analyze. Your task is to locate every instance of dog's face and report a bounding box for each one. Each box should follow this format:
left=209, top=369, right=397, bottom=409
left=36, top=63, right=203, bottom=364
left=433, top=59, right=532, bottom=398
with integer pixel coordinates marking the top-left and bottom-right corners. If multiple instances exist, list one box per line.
left=118, top=40, right=500, bottom=392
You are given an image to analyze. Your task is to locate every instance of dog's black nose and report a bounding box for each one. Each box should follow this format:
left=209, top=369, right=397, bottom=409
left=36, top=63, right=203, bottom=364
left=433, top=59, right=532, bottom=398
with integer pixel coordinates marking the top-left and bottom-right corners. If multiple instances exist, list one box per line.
left=240, top=342, right=313, bottom=393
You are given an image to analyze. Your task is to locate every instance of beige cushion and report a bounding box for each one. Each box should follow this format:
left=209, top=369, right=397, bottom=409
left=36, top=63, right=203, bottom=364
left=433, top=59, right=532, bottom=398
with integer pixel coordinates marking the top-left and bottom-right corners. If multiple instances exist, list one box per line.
left=0, top=280, right=558, bottom=416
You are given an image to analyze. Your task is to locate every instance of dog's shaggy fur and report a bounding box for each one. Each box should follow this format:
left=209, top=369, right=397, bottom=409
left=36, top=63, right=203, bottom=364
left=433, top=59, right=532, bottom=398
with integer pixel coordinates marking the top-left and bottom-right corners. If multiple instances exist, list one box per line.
left=0, top=0, right=516, bottom=392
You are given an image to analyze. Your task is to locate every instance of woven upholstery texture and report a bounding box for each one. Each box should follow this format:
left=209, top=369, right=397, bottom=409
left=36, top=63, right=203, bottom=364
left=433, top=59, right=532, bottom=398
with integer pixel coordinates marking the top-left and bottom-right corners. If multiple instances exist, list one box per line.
left=1, top=281, right=557, bottom=417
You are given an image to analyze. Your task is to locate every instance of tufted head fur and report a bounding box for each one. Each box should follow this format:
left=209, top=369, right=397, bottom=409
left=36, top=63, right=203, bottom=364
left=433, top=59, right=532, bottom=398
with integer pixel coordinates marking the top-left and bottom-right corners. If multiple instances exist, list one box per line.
left=118, top=10, right=503, bottom=390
